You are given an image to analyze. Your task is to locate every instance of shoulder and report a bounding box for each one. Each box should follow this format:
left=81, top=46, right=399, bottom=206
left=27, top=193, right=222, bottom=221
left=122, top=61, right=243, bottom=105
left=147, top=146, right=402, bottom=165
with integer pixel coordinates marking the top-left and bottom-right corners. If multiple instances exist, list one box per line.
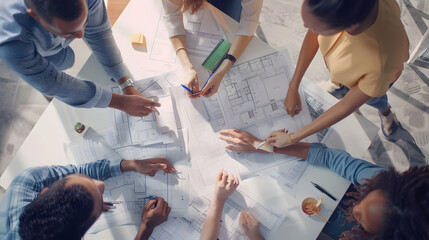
left=0, top=0, right=29, bottom=44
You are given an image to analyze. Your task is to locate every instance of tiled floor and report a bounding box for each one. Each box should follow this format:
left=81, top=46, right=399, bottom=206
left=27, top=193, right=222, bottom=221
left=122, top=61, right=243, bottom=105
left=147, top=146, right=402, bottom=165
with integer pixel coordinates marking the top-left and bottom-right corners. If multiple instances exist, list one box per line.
left=0, top=0, right=428, bottom=211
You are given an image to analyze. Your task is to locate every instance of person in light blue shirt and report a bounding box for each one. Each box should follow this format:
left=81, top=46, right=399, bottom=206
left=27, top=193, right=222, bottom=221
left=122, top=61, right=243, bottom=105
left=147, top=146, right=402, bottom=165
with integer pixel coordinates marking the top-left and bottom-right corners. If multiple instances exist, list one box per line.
left=219, top=129, right=429, bottom=240
left=0, top=0, right=159, bottom=116
left=0, top=157, right=176, bottom=240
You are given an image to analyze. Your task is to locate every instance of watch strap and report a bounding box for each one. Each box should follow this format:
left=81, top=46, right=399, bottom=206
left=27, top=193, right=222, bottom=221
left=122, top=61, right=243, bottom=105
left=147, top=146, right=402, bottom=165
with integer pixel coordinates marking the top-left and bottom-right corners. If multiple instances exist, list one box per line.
left=224, top=54, right=236, bottom=63
left=119, top=78, right=135, bottom=91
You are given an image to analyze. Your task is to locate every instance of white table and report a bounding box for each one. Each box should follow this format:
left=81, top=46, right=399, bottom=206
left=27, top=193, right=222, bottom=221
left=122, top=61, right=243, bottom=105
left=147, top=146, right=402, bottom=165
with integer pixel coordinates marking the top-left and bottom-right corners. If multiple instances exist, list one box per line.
left=0, top=0, right=378, bottom=239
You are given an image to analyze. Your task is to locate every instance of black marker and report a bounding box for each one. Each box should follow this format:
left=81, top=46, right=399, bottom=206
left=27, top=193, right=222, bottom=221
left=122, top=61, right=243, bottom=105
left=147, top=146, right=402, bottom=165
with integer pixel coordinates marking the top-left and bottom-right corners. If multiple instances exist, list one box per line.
left=311, top=181, right=337, bottom=201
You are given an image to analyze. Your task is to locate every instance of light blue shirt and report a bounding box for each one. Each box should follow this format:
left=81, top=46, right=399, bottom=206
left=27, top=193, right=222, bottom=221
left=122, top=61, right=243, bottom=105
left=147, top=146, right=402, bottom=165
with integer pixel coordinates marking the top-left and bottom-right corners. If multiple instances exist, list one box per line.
left=0, top=160, right=123, bottom=240
left=307, top=143, right=386, bottom=186
left=0, top=0, right=130, bottom=108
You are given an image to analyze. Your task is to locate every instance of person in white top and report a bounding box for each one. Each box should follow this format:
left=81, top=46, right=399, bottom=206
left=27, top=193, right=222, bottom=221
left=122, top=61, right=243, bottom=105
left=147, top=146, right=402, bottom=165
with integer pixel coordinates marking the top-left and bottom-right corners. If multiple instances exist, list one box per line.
left=161, top=0, right=263, bottom=98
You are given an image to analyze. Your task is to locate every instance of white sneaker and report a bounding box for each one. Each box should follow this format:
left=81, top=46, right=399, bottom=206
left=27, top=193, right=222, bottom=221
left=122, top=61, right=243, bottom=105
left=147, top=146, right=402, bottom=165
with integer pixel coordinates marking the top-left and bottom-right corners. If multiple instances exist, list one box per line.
left=379, top=109, right=400, bottom=137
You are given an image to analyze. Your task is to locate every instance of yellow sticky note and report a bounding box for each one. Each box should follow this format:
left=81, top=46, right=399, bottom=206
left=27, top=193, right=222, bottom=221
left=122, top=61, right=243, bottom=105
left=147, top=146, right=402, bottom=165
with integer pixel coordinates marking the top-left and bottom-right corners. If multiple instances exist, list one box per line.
left=130, top=33, right=146, bottom=46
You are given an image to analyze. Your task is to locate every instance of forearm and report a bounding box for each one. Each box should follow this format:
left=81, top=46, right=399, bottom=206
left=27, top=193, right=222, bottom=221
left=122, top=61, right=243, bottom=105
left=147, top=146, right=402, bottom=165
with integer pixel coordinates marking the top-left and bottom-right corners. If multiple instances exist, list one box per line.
left=84, top=0, right=130, bottom=82
left=0, top=43, right=111, bottom=108
left=214, top=35, right=252, bottom=76
left=273, top=142, right=312, bottom=159
left=200, top=201, right=225, bottom=240
left=170, top=35, right=194, bottom=71
left=120, top=159, right=139, bottom=172
left=289, top=30, right=319, bottom=89
left=228, top=35, right=253, bottom=60
left=134, top=223, right=154, bottom=240
left=291, top=88, right=371, bottom=142
left=86, top=28, right=130, bottom=82
left=78, top=159, right=123, bottom=180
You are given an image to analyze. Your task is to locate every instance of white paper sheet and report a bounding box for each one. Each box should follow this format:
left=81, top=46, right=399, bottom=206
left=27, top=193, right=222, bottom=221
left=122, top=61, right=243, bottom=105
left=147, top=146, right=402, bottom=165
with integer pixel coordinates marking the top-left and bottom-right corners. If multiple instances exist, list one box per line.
left=172, top=52, right=318, bottom=191
left=150, top=189, right=286, bottom=240
left=65, top=130, right=191, bottom=234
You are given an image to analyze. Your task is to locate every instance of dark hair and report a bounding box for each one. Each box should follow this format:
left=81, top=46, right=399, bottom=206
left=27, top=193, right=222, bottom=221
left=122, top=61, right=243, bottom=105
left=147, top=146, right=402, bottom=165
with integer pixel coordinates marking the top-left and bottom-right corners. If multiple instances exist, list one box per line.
left=307, top=0, right=377, bottom=29
left=19, top=178, right=96, bottom=240
left=341, top=166, right=429, bottom=240
left=25, top=0, right=84, bottom=23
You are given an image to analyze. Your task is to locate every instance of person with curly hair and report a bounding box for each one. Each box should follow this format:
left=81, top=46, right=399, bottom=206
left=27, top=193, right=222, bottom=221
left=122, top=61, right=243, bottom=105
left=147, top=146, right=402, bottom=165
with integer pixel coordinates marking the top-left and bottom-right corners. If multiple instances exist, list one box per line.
left=219, top=129, right=429, bottom=239
left=161, top=0, right=263, bottom=98
left=0, top=157, right=176, bottom=240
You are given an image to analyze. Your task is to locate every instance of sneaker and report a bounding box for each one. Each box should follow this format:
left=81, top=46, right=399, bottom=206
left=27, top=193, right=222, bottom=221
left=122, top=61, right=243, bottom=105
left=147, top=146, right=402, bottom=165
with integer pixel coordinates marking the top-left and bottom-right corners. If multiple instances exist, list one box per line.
left=379, top=108, right=400, bottom=137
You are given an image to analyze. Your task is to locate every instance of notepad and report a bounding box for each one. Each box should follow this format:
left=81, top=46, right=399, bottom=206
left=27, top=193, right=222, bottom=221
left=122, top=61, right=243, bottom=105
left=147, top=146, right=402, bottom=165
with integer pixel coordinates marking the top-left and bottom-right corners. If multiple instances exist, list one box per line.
left=202, top=39, right=231, bottom=72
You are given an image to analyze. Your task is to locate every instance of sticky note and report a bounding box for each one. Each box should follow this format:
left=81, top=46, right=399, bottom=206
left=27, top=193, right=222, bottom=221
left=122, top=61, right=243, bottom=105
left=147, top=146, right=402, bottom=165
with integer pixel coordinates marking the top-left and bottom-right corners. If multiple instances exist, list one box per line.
left=252, top=141, right=274, bottom=153
left=130, top=33, right=146, bottom=46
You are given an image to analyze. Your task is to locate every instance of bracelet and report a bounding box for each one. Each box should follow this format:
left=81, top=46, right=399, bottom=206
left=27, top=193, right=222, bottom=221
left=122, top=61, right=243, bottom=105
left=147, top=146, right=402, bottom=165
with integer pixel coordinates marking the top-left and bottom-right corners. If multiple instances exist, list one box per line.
left=175, top=47, right=187, bottom=55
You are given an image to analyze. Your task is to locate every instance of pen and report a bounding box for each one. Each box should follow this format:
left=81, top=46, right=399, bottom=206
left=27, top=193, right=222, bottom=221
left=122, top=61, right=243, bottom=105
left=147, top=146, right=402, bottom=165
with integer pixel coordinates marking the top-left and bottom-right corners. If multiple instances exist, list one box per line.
left=255, top=130, right=288, bottom=150
left=180, top=84, right=193, bottom=94
left=255, top=141, right=267, bottom=149
left=201, top=72, right=213, bottom=91
left=311, top=181, right=337, bottom=201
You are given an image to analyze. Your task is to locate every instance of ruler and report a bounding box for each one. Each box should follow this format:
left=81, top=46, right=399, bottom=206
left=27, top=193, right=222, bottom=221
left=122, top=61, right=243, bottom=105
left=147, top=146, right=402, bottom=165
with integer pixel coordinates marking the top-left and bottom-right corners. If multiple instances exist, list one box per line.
left=202, top=39, right=231, bottom=72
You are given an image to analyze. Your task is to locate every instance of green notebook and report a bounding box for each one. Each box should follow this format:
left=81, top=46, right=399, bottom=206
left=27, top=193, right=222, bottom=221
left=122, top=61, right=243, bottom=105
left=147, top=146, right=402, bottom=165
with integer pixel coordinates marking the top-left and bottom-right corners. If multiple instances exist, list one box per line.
left=202, top=39, right=232, bottom=73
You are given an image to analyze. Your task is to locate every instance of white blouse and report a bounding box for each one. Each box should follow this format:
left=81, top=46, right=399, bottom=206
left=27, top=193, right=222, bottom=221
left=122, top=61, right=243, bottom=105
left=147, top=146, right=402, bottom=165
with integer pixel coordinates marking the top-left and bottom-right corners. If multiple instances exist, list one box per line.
left=161, top=0, right=263, bottom=37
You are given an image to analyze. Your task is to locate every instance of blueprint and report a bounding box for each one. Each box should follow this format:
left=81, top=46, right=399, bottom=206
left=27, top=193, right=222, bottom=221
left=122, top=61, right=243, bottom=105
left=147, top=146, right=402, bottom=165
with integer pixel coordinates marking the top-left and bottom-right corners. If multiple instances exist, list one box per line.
left=65, top=129, right=191, bottom=234
left=110, top=73, right=180, bottom=147
left=150, top=189, right=286, bottom=240
left=172, top=52, right=317, bottom=190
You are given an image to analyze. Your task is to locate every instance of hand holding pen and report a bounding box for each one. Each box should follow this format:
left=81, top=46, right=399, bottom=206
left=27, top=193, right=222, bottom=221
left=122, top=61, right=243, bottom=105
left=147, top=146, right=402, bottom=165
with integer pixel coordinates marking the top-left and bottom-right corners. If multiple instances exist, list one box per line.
left=181, top=72, right=213, bottom=98
left=266, top=129, right=296, bottom=148
left=181, top=68, right=200, bottom=98
left=255, top=129, right=288, bottom=150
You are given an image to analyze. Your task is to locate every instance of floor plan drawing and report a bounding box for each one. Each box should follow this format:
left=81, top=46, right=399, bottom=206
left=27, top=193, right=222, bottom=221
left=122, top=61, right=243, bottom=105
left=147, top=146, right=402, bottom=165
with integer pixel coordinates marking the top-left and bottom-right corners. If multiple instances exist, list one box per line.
left=110, top=75, right=180, bottom=147
left=149, top=189, right=286, bottom=240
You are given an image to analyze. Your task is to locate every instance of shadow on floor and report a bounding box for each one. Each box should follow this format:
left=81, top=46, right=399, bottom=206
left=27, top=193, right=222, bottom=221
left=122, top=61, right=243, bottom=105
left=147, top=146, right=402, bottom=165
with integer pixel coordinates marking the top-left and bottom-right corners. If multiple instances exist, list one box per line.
left=369, top=126, right=427, bottom=168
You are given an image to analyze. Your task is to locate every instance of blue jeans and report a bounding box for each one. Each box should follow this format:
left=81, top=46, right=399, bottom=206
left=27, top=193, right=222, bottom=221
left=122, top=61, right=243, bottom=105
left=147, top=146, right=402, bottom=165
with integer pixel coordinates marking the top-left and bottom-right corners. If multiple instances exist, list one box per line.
left=208, top=0, right=242, bottom=22
left=337, top=86, right=390, bottom=112
left=45, top=46, right=75, bottom=70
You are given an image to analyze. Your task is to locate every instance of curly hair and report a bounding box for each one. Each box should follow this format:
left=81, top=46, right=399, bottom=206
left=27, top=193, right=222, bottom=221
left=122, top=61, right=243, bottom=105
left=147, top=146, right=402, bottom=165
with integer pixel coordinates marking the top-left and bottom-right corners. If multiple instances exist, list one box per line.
left=341, top=166, right=429, bottom=240
left=307, top=0, right=377, bottom=29
left=19, top=178, right=96, bottom=240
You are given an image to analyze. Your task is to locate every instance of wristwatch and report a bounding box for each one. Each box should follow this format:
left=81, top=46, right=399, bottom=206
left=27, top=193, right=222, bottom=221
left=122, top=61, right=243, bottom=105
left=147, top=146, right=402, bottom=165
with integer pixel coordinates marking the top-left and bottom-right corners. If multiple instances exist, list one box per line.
left=119, top=78, right=135, bottom=91
left=224, top=54, right=236, bottom=63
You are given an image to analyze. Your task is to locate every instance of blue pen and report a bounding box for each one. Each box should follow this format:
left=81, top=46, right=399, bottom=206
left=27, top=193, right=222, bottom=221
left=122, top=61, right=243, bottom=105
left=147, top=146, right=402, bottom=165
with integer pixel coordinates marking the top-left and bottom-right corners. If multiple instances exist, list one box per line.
left=144, top=195, right=157, bottom=200
left=180, top=84, right=193, bottom=94
left=201, top=72, right=213, bottom=91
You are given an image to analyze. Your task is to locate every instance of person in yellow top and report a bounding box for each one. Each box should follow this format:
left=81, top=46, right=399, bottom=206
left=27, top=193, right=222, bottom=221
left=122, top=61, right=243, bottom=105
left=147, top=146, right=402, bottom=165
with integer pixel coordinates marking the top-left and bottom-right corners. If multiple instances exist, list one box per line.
left=267, top=0, right=409, bottom=148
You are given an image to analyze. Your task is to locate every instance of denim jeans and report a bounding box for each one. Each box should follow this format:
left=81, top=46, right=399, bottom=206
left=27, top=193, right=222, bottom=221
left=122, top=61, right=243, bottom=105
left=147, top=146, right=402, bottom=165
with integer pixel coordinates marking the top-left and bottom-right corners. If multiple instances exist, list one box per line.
left=208, top=0, right=242, bottom=22
left=337, top=85, right=391, bottom=112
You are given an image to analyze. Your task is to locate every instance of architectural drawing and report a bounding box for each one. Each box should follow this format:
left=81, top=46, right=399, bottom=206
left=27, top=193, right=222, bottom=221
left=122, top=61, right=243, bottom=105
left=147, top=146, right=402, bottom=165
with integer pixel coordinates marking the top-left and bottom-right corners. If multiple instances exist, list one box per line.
left=110, top=74, right=180, bottom=147
left=172, top=52, right=317, bottom=189
left=150, top=190, right=286, bottom=240
left=65, top=130, right=190, bottom=234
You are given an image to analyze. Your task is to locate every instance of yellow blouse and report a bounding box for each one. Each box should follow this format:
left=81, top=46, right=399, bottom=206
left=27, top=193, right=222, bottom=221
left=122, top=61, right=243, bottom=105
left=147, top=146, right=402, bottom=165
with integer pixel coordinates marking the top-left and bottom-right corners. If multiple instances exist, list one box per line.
left=318, top=0, right=409, bottom=97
